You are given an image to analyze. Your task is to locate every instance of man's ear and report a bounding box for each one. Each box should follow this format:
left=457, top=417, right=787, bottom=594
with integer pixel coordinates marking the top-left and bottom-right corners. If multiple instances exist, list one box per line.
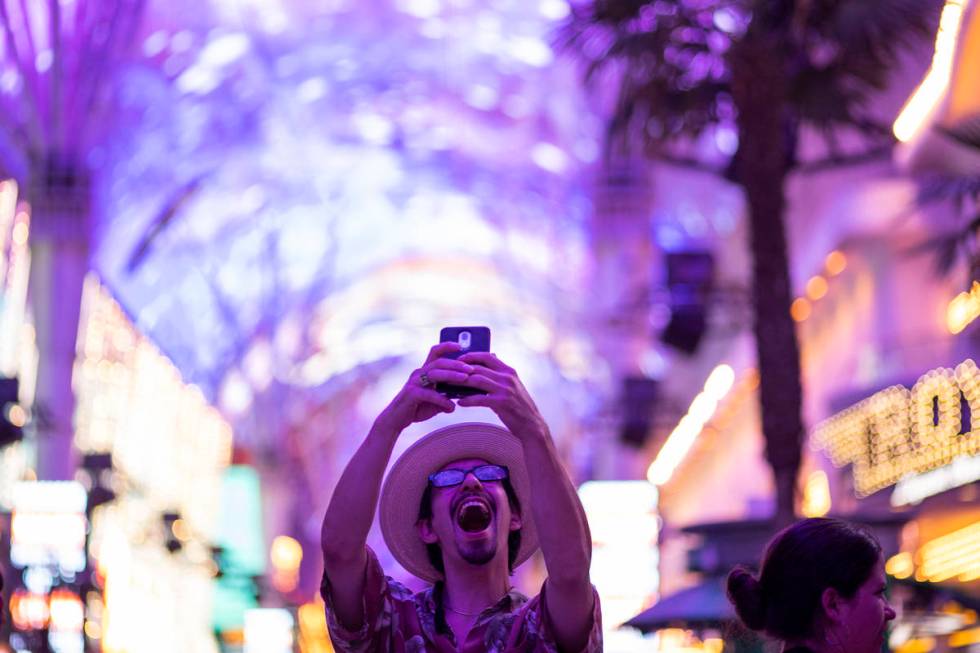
left=509, top=510, right=522, bottom=532
left=417, top=518, right=438, bottom=544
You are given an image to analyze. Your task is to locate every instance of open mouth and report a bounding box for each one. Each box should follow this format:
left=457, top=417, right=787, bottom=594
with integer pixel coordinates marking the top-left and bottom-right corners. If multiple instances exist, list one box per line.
left=455, top=496, right=494, bottom=533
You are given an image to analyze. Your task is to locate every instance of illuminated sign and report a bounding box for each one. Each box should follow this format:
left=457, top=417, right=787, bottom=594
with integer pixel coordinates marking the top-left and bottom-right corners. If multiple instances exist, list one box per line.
left=0, top=179, right=36, bottom=509
left=10, top=590, right=50, bottom=630
left=886, top=521, right=980, bottom=584
left=213, top=465, right=266, bottom=632
left=244, top=609, right=295, bottom=653
left=578, top=481, right=659, bottom=629
left=813, top=359, right=979, bottom=497
left=891, top=452, right=980, bottom=506
left=11, top=481, right=88, bottom=572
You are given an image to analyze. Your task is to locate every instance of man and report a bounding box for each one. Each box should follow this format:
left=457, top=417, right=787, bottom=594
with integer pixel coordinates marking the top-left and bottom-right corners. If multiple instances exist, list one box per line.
left=321, top=342, right=601, bottom=652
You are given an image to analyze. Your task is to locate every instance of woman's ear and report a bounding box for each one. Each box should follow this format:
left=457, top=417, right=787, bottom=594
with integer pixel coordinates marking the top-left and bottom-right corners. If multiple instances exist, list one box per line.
left=417, top=518, right=438, bottom=544
left=821, top=587, right=846, bottom=624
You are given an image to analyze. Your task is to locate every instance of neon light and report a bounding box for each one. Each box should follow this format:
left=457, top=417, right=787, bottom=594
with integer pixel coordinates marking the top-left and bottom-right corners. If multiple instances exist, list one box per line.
left=918, top=521, right=980, bottom=582
left=893, top=1, right=967, bottom=142
left=886, top=552, right=914, bottom=579
left=647, top=365, right=735, bottom=485
left=947, top=281, right=980, bottom=334
left=801, top=470, right=831, bottom=517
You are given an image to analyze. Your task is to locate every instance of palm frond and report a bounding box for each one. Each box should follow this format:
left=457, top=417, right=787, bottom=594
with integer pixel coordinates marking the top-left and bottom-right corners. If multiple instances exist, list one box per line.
left=916, top=175, right=980, bottom=207
left=559, top=0, right=734, bottom=155
left=780, top=0, right=942, bottom=154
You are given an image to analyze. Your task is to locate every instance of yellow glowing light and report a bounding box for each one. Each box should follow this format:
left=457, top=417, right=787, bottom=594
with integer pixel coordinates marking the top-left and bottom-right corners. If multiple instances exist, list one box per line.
left=654, top=629, right=722, bottom=653
left=270, top=535, right=304, bottom=572
left=825, top=250, right=847, bottom=276
left=85, top=619, right=103, bottom=640
left=298, top=599, right=334, bottom=653
left=11, top=220, right=28, bottom=246
left=790, top=297, right=812, bottom=322
left=801, top=470, right=832, bottom=517
left=893, top=0, right=967, bottom=142
left=703, top=638, right=724, bottom=653
left=812, top=360, right=979, bottom=497
left=918, top=521, right=980, bottom=583
left=7, top=403, right=26, bottom=427
left=947, top=282, right=980, bottom=334
left=647, top=364, right=736, bottom=485
left=896, top=637, right=937, bottom=653
left=806, top=275, right=829, bottom=301
left=171, top=518, right=191, bottom=543
left=886, top=552, right=915, bottom=579
left=950, top=627, right=980, bottom=648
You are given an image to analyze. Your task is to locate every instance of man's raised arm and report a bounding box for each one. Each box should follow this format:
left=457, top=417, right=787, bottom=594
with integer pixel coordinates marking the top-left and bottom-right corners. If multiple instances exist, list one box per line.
left=320, top=343, right=470, bottom=630
left=458, top=353, right=596, bottom=652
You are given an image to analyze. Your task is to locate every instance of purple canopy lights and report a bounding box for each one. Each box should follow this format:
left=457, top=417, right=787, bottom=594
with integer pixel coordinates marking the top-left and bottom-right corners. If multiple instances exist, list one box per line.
left=73, top=0, right=611, bottom=450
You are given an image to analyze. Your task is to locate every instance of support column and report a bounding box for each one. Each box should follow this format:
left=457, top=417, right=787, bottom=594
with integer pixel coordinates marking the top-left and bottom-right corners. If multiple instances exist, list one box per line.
left=28, top=165, right=91, bottom=481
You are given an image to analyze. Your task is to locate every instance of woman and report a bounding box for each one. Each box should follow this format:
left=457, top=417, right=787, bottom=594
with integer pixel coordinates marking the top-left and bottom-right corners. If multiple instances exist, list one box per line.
left=727, top=518, right=897, bottom=653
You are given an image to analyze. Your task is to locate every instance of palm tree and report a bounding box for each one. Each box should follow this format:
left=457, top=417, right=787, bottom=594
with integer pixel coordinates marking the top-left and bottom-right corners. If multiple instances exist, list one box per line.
left=561, top=0, right=941, bottom=521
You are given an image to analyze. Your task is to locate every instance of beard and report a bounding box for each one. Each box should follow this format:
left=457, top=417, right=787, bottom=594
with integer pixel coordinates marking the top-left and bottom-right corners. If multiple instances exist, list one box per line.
left=455, top=524, right=499, bottom=566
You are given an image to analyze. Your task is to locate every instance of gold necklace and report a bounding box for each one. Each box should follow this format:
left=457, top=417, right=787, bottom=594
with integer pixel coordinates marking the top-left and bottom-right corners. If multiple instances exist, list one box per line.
left=444, top=603, right=484, bottom=617
left=444, top=588, right=512, bottom=618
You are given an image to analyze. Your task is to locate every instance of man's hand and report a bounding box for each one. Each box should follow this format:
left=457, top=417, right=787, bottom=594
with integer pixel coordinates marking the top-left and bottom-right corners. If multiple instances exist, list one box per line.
left=376, top=342, right=474, bottom=433
left=454, top=352, right=549, bottom=441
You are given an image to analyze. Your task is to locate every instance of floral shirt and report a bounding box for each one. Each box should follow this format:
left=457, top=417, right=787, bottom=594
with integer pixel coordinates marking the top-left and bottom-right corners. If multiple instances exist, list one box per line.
left=321, top=547, right=603, bottom=652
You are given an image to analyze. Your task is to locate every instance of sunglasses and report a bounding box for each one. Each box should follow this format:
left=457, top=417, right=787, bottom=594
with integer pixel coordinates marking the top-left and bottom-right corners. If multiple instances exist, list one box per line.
left=428, top=464, right=509, bottom=488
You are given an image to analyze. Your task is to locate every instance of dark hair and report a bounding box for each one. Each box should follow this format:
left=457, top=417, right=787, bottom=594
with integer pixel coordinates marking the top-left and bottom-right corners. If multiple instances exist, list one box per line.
left=726, top=518, right=882, bottom=641
left=417, top=477, right=523, bottom=575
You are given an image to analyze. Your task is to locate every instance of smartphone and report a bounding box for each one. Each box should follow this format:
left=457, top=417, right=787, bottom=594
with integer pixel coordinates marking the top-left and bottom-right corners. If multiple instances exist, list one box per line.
left=436, top=326, right=491, bottom=398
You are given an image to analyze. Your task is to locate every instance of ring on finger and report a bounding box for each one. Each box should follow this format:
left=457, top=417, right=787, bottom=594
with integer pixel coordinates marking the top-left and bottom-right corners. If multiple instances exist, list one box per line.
left=419, top=372, right=433, bottom=388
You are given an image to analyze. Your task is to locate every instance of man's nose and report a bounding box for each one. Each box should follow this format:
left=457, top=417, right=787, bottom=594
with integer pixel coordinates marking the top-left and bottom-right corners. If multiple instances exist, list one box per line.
left=461, top=472, right=483, bottom=489
left=885, top=604, right=897, bottom=621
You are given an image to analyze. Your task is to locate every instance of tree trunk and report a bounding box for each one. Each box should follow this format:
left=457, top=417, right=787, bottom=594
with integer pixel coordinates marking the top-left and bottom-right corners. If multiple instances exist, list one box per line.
left=730, top=32, right=804, bottom=524
left=28, top=164, right=91, bottom=481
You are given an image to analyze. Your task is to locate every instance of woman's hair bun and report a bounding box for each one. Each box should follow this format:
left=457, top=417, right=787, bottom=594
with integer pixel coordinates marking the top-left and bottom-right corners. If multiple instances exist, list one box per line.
left=726, top=566, right=766, bottom=631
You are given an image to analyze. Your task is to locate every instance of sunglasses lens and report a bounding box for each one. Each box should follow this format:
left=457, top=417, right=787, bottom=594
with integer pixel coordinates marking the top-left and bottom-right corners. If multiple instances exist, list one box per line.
left=475, top=465, right=508, bottom=481
left=430, top=470, right=464, bottom=487
left=429, top=465, right=508, bottom=487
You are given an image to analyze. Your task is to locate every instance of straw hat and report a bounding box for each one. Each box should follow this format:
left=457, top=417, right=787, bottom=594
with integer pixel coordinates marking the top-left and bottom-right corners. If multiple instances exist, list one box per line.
left=379, top=422, right=539, bottom=583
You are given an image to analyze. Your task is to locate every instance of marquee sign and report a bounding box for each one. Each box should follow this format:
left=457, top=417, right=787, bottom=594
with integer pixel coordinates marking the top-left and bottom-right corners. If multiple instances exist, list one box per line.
left=813, top=359, right=979, bottom=498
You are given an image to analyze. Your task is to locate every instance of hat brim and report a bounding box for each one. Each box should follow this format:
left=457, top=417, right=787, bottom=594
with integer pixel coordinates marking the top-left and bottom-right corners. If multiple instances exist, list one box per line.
left=379, top=422, right=539, bottom=583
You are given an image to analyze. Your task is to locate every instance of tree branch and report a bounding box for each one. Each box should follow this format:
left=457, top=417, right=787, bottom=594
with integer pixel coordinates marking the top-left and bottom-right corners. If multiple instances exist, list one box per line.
left=651, top=151, right=727, bottom=175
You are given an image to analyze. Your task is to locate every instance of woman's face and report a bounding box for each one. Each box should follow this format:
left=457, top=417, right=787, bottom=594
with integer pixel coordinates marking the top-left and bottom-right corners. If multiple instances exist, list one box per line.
left=832, top=559, right=897, bottom=653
